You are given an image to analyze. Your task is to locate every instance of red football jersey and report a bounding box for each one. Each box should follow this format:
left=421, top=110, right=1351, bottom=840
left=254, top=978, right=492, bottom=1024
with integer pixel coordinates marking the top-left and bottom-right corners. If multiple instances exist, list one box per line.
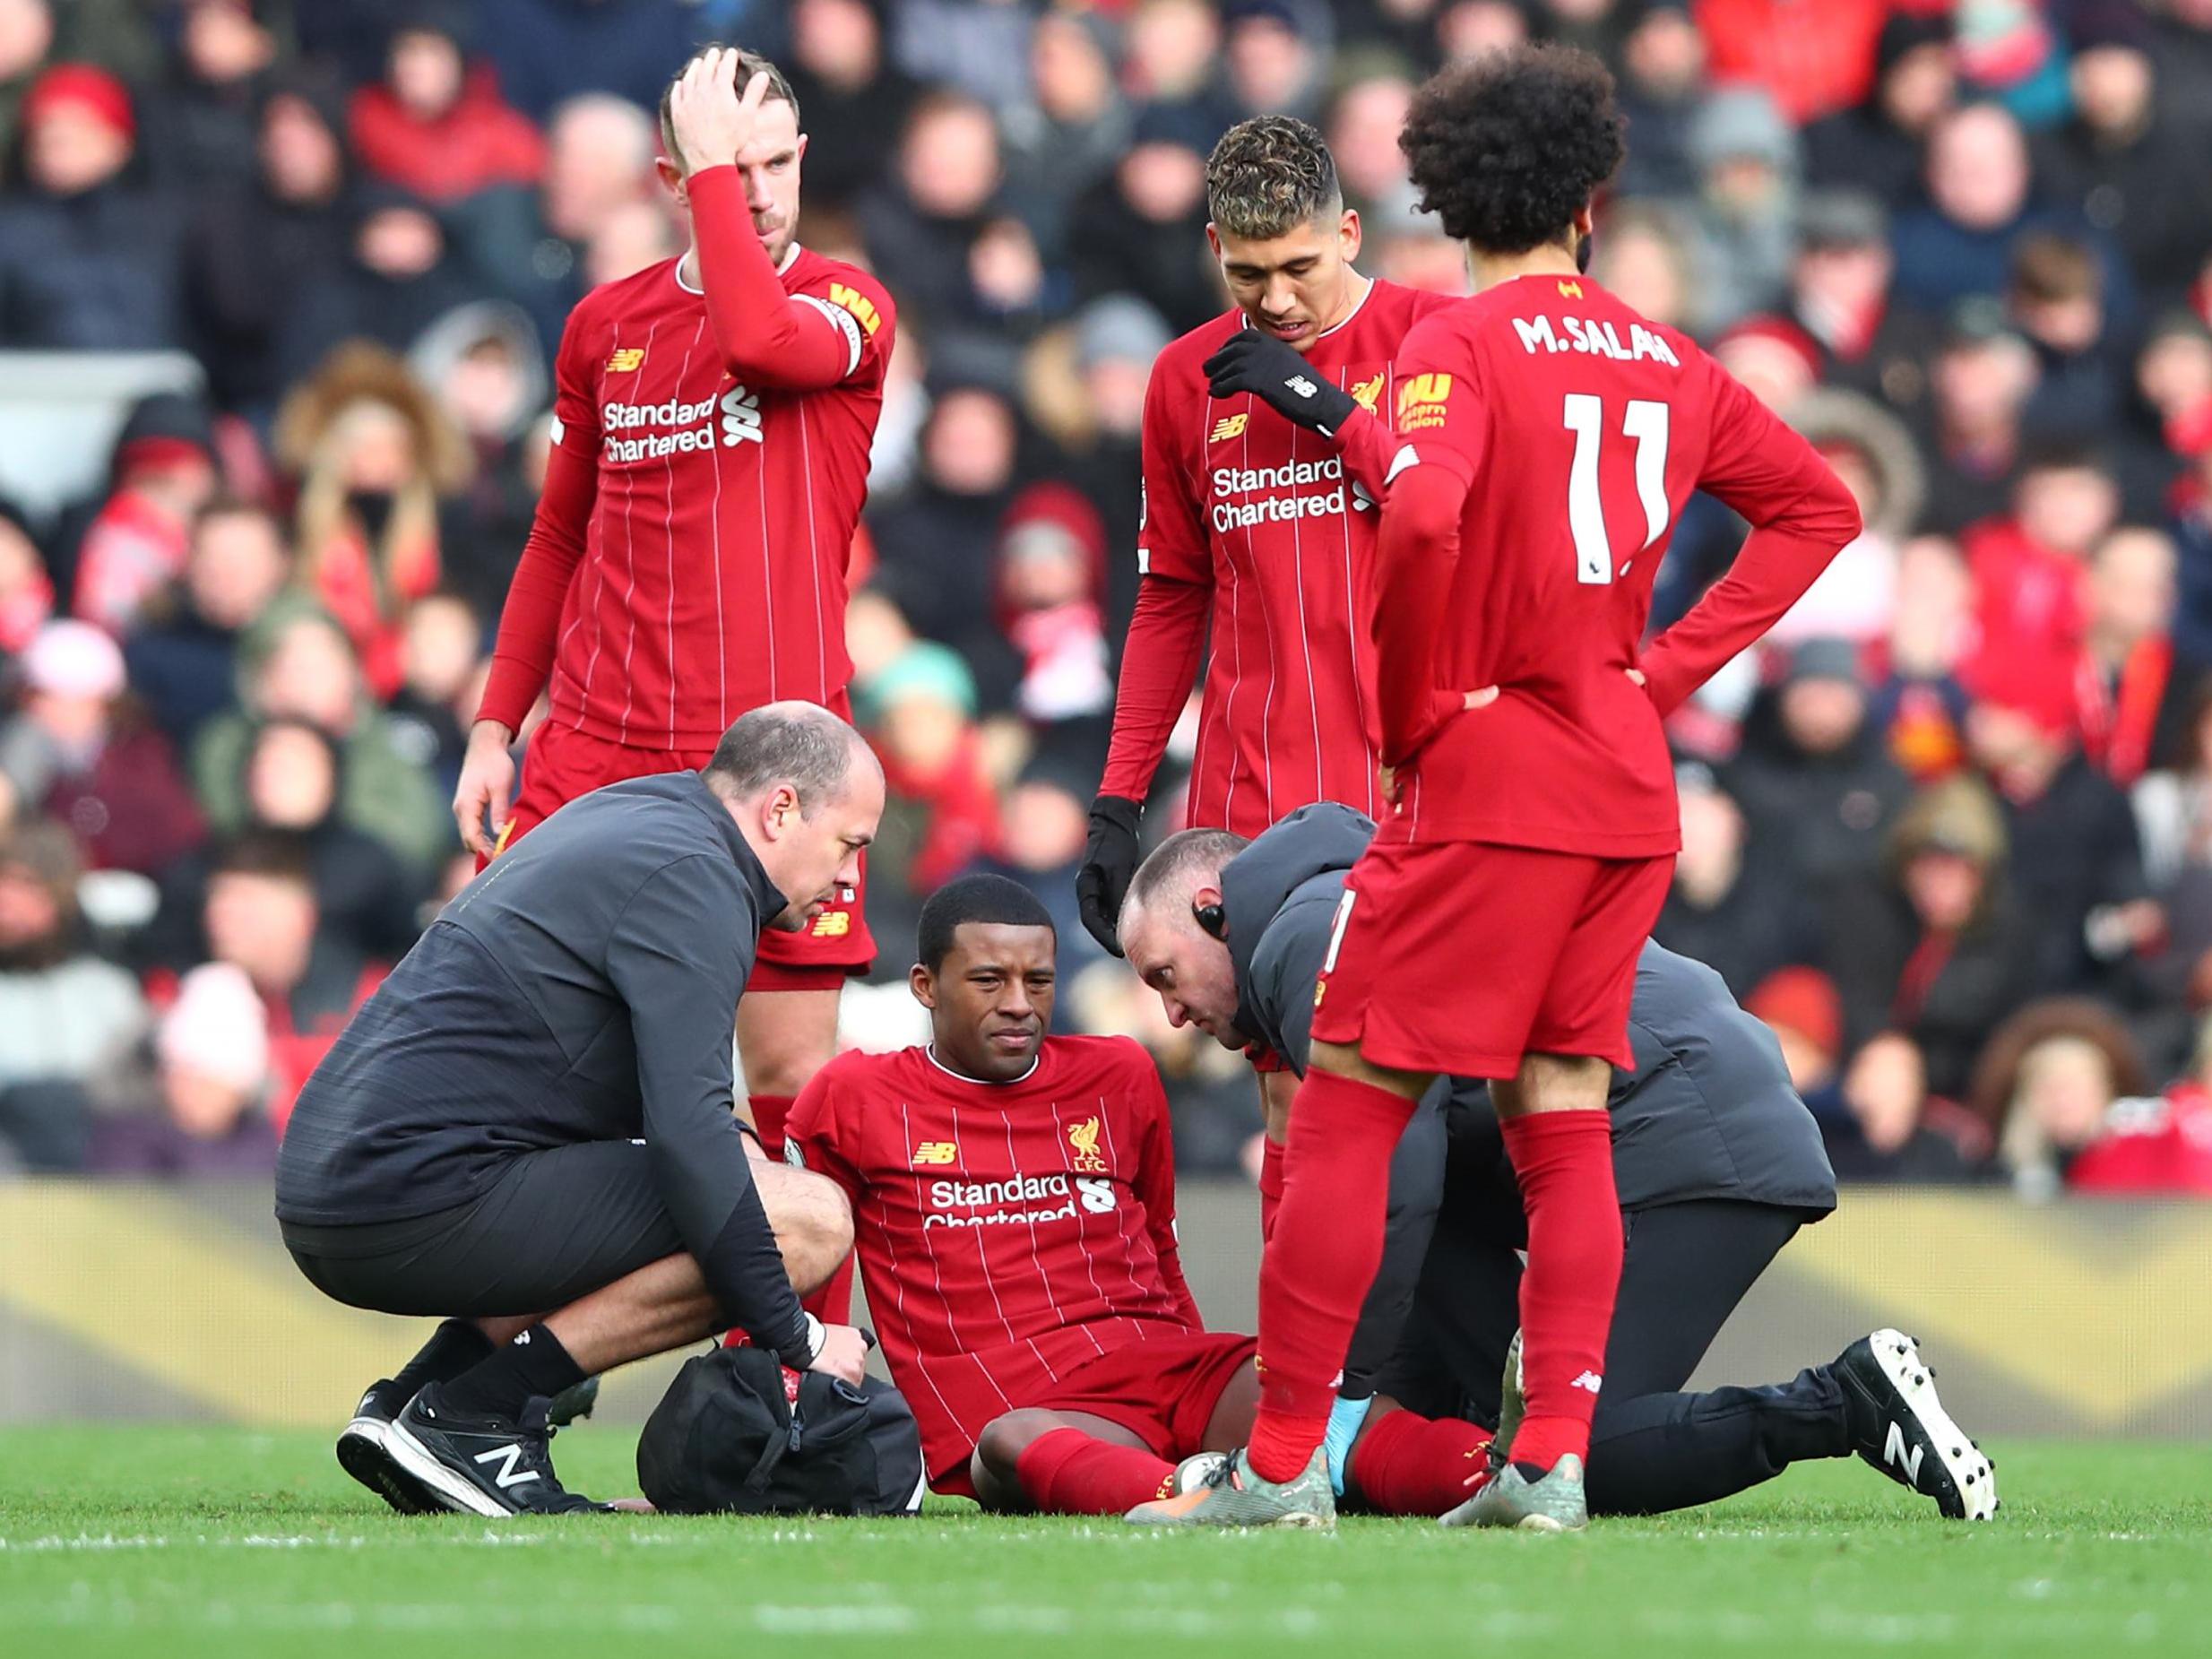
left=1376, top=272, right=1860, bottom=854
left=478, top=207, right=894, bottom=747
left=786, top=1037, right=1203, bottom=1486
left=1100, top=279, right=1455, bottom=836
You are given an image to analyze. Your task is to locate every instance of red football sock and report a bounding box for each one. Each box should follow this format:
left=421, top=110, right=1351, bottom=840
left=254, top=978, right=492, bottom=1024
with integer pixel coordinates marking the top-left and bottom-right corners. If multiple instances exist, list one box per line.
left=1347, top=1410, right=1494, bottom=1516
left=747, top=1093, right=796, bottom=1158
left=804, top=1254, right=855, bottom=1325
left=1498, top=1109, right=1623, bottom=1473
left=1247, top=1070, right=1416, bottom=1482
left=1257, top=1136, right=1285, bottom=1242
left=1015, top=1428, right=1177, bottom=1515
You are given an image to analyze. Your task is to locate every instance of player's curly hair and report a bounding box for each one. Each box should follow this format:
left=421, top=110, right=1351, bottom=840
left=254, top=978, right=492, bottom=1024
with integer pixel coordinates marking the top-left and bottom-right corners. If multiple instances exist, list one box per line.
left=1399, top=44, right=1625, bottom=255
left=1206, top=116, right=1341, bottom=241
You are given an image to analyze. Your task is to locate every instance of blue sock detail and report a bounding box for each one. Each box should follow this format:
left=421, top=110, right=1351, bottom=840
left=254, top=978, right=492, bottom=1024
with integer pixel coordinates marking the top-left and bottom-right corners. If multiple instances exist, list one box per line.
left=1324, top=1394, right=1373, bottom=1498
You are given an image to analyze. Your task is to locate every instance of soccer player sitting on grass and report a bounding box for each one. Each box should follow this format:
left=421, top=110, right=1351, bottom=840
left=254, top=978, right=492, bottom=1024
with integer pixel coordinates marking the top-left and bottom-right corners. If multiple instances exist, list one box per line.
left=784, top=875, right=1498, bottom=1516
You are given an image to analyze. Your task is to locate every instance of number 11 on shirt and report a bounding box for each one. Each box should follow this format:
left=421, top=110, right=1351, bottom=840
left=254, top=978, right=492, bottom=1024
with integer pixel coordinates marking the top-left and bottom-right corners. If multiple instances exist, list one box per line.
left=1561, top=393, right=1671, bottom=585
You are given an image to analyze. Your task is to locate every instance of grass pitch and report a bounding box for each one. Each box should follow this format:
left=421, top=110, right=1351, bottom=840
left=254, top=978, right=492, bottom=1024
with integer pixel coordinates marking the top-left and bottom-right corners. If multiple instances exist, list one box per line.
left=4, top=1429, right=2208, bottom=1658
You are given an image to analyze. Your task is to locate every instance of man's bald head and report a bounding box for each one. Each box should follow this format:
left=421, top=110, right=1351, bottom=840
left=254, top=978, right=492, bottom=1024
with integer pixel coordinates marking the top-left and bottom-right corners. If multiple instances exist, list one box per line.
left=1119, top=828, right=1251, bottom=1050
left=704, top=699, right=880, bottom=815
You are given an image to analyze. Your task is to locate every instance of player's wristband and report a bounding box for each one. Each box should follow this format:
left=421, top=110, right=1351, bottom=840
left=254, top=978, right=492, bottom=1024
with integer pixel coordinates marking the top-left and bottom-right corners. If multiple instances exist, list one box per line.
left=798, top=1312, right=825, bottom=1367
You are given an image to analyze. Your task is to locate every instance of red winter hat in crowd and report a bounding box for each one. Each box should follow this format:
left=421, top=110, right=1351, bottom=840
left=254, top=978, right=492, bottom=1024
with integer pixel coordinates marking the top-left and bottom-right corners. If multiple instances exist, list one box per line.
left=1964, top=646, right=2080, bottom=739
left=1745, top=966, right=1844, bottom=1059
left=22, top=64, right=137, bottom=143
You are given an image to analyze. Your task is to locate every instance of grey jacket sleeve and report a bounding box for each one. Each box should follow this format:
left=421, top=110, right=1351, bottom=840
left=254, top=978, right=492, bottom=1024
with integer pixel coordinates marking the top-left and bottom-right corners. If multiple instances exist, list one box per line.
left=605, top=856, right=810, bottom=1358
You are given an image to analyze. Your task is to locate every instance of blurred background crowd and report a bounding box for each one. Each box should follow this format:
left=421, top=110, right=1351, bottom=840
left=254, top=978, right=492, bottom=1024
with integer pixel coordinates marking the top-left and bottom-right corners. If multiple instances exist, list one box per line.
left=4, top=0, right=2212, bottom=1197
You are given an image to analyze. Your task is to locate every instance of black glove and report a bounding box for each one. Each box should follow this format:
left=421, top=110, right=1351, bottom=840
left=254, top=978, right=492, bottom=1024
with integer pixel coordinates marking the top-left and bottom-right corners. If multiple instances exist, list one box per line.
left=1204, top=329, right=1359, bottom=438
left=1076, top=794, right=1144, bottom=956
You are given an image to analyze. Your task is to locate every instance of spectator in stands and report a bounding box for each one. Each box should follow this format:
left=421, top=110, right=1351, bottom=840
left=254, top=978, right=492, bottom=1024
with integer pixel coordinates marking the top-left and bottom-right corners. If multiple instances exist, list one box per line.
left=0, top=619, right=203, bottom=877
left=498, top=91, right=660, bottom=350
left=863, top=638, right=1002, bottom=898
left=69, top=393, right=220, bottom=637
left=122, top=499, right=290, bottom=750
left=1588, top=203, right=1693, bottom=333
left=2079, top=527, right=2185, bottom=787
left=1923, top=300, right=2041, bottom=535
left=348, top=5, right=544, bottom=204
left=87, top=959, right=277, bottom=1177
left=2050, top=1011, right=2212, bottom=1195
left=472, top=0, right=701, bottom=124
left=181, top=67, right=353, bottom=417
left=0, top=817, right=145, bottom=1171
left=1963, top=447, right=2119, bottom=692
left=1895, top=101, right=2135, bottom=324
left=2121, top=311, right=2212, bottom=521
left=1653, top=761, right=1809, bottom=1000
left=1825, top=1022, right=1996, bottom=1184
left=968, top=759, right=1106, bottom=989
left=1745, top=964, right=1846, bottom=1104
left=1731, top=636, right=1914, bottom=906
left=1222, top=0, right=1325, bottom=122
left=150, top=714, right=423, bottom=970
left=1772, top=391, right=1923, bottom=646
left=1067, top=104, right=1219, bottom=334
left=1971, top=997, right=2156, bottom=1201
left=273, top=183, right=480, bottom=389
left=1802, top=10, right=1954, bottom=205
left=1693, top=0, right=1888, bottom=126
left=1058, top=295, right=1171, bottom=631
left=1611, top=0, right=1706, bottom=202
left=871, top=380, right=1024, bottom=652
left=948, top=481, right=1110, bottom=740
left=383, top=587, right=479, bottom=799
left=0, top=0, right=57, bottom=163
left=1873, top=534, right=1975, bottom=782
left=1121, top=0, right=1231, bottom=123
left=2011, top=233, right=2127, bottom=443
left=197, top=829, right=385, bottom=1129
left=1966, top=652, right=2161, bottom=1000
left=1321, top=69, right=1413, bottom=226
left=1784, top=193, right=1942, bottom=433
left=2034, top=1, right=2212, bottom=306
left=787, top=0, right=924, bottom=214
left=859, top=90, right=1007, bottom=333
left=0, top=498, right=54, bottom=656
left=0, top=63, right=184, bottom=350
left=273, top=341, right=468, bottom=699
left=192, top=608, right=448, bottom=875
left=144, top=0, right=284, bottom=191
left=407, top=299, right=543, bottom=614
left=1827, top=774, right=2040, bottom=1136
left=1679, top=86, right=1797, bottom=334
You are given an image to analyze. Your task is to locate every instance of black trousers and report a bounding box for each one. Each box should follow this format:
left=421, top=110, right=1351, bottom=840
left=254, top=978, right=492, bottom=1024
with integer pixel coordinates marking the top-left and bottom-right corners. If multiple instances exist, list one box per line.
left=1371, top=1197, right=1850, bottom=1516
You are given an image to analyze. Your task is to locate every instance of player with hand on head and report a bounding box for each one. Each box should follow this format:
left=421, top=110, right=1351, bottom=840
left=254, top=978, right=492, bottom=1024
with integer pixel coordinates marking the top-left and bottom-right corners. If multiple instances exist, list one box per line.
left=453, top=45, right=895, bottom=1202
left=1115, top=811, right=1997, bottom=1526
left=1076, top=114, right=1456, bottom=1217
left=1145, top=45, right=1862, bottom=1531
left=783, top=877, right=1497, bottom=1520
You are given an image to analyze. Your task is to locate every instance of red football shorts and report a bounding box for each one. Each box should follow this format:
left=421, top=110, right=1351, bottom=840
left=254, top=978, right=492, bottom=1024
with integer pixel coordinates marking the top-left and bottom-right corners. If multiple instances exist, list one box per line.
left=501, top=717, right=875, bottom=983
left=1029, top=1330, right=1257, bottom=1458
left=1308, top=834, right=1672, bottom=1078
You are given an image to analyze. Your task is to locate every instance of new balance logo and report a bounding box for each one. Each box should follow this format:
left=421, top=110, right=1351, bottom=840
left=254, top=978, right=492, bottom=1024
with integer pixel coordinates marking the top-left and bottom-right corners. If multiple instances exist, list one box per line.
left=472, top=1442, right=541, bottom=1490
left=1209, top=413, right=1248, bottom=443
left=1571, top=1370, right=1603, bottom=1395
left=1883, top=1421, right=1924, bottom=1484
left=1285, top=375, right=1318, bottom=400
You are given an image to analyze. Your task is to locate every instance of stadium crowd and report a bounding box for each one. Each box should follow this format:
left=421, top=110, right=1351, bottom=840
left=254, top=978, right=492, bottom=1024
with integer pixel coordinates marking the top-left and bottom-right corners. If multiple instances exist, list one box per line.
left=4, top=0, right=2212, bottom=1196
